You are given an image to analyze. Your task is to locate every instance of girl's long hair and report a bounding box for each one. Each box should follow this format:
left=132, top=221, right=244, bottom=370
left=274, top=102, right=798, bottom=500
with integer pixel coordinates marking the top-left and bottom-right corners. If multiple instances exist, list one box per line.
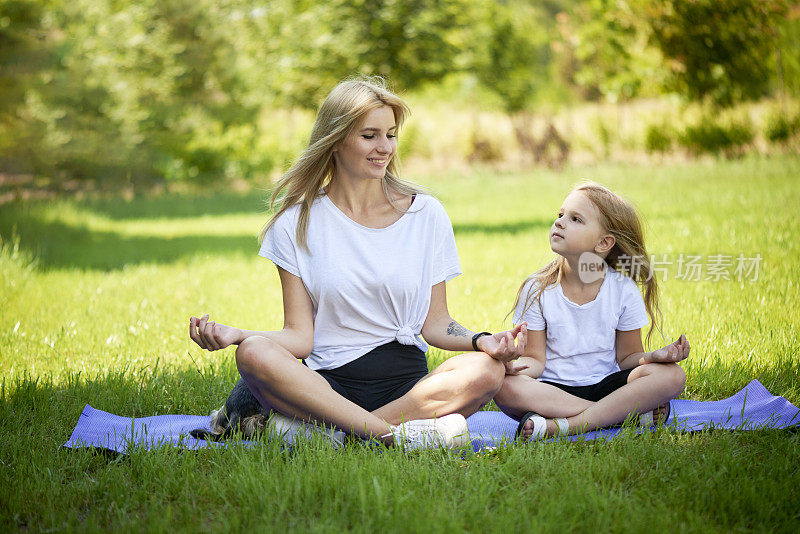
left=258, top=76, right=425, bottom=249
left=513, top=182, right=662, bottom=347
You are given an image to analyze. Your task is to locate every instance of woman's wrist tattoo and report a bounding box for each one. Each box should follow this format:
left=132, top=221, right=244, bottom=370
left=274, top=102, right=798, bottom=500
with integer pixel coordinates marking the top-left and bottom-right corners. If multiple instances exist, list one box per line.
left=446, top=321, right=469, bottom=338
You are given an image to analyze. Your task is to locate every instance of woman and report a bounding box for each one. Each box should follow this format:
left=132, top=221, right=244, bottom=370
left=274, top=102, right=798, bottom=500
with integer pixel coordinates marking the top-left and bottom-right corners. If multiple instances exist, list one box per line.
left=189, top=77, right=527, bottom=448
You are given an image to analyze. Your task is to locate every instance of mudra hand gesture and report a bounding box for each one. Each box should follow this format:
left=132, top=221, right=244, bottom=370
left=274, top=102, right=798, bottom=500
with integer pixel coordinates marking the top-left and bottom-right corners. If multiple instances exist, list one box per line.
left=189, top=314, right=242, bottom=351
left=476, top=323, right=528, bottom=362
left=650, top=334, right=690, bottom=363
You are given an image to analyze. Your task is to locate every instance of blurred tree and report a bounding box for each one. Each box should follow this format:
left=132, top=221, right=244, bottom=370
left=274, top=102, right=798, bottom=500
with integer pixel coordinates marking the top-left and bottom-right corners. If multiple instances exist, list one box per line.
left=0, top=0, right=44, bottom=121
left=249, top=0, right=469, bottom=109
left=556, top=0, right=663, bottom=102
left=0, top=0, right=52, bottom=172
left=12, top=0, right=267, bottom=186
left=471, top=0, right=555, bottom=113
left=643, top=0, right=790, bottom=106
left=776, top=3, right=800, bottom=99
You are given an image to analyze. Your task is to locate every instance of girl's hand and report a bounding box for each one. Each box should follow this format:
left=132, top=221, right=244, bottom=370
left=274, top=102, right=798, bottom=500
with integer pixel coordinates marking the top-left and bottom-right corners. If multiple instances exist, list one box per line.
left=189, top=314, right=243, bottom=351
left=650, top=334, right=690, bottom=363
left=503, top=359, right=530, bottom=376
left=477, top=323, right=527, bottom=363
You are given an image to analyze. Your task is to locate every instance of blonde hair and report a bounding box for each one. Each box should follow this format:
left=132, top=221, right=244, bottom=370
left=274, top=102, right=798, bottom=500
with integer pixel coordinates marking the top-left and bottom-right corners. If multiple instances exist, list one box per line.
left=258, top=76, right=425, bottom=249
left=513, top=182, right=663, bottom=346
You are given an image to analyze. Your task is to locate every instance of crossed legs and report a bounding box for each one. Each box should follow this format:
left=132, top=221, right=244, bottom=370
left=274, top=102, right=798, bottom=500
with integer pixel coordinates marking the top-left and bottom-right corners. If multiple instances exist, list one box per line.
left=234, top=336, right=505, bottom=445
left=494, top=362, right=686, bottom=438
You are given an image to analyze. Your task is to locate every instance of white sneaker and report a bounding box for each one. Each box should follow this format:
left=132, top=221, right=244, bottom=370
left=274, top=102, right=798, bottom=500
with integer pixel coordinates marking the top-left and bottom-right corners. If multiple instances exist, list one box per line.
left=390, top=413, right=470, bottom=450
left=267, top=412, right=346, bottom=448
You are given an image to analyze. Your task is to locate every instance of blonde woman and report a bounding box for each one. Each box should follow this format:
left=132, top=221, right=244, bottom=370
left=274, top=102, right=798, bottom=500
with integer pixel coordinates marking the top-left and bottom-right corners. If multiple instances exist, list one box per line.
left=495, top=182, right=690, bottom=441
left=189, top=77, right=526, bottom=448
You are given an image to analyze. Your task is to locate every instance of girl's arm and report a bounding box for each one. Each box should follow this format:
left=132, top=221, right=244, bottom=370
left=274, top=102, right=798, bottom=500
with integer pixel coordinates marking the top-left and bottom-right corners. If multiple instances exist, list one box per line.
left=189, top=266, right=315, bottom=358
left=506, top=328, right=546, bottom=378
left=616, top=329, right=691, bottom=369
left=421, top=281, right=526, bottom=362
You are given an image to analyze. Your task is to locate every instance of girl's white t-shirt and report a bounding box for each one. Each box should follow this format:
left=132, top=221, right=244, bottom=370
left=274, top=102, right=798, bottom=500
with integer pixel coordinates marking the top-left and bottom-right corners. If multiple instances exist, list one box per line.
left=259, top=193, right=461, bottom=371
left=513, top=267, right=649, bottom=386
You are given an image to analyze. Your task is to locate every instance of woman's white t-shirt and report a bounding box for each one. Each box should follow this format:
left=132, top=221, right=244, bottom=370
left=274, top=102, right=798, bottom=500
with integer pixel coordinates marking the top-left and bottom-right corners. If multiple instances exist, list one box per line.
left=512, top=267, right=649, bottom=386
left=259, top=193, right=461, bottom=371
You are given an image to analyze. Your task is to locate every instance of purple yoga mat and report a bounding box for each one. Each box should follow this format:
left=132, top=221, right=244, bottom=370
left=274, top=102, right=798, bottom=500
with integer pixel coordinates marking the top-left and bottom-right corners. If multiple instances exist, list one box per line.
left=64, top=379, right=799, bottom=455
left=467, top=379, right=800, bottom=449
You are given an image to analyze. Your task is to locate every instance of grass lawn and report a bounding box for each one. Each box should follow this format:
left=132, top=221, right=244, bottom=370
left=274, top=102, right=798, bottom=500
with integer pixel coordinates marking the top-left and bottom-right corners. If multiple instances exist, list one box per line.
left=1, top=155, right=799, bottom=531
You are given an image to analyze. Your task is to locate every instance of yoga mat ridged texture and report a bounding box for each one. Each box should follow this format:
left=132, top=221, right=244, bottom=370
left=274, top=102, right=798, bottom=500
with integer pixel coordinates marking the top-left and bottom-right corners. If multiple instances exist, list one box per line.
left=64, top=380, right=799, bottom=455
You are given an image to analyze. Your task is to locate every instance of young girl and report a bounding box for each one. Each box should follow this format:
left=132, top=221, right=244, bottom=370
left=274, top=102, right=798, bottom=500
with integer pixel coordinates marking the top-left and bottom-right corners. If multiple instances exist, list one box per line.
left=494, top=182, right=690, bottom=440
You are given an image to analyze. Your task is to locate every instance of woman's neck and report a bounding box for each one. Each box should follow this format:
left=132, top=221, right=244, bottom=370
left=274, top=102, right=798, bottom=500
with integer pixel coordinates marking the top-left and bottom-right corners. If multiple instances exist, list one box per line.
left=326, top=175, right=388, bottom=216
left=325, top=174, right=411, bottom=228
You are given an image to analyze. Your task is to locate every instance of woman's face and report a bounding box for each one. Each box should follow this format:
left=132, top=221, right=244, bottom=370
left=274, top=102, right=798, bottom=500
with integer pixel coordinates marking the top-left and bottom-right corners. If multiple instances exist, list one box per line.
left=333, top=105, right=397, bottom=182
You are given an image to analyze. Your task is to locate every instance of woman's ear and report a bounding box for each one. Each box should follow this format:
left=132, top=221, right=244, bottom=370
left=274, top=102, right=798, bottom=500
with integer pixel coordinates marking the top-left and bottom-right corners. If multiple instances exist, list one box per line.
left=595, top=234, right=616, bottom=255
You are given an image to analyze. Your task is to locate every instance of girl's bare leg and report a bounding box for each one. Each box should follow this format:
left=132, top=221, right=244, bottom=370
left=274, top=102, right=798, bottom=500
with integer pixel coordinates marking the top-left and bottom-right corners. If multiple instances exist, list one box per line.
left=235, top=336, right=395, bottom=443
left=493, top=374, right=594, bottom=420
left=371, top=352, right=505, bottom=424
left=524, top=363, right=686, bottom=438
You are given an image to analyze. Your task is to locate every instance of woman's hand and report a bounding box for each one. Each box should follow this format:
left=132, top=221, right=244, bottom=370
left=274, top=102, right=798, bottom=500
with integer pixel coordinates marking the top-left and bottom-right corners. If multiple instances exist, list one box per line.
left=189, top=314, right=243, bottom=351
left=476, top=323, right=527, bottom=362
left=650, top=334, right=690, bottom=363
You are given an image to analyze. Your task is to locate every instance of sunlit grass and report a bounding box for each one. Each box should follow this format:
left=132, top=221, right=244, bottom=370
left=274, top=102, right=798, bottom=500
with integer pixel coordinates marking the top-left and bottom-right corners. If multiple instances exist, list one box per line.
left=1, top=155, right=799, bottom=530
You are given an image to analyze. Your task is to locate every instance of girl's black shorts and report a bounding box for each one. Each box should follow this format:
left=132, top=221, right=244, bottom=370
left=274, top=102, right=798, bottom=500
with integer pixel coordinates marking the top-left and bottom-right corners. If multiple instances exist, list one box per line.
left=541, top=368, right=633, bottom=402
left=311, top=341, right=430, bottom=412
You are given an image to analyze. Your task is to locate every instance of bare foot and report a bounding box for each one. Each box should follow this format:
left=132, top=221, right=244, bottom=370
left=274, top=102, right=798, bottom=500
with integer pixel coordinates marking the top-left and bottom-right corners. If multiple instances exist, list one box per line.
left=652, top=403, right=670, bottom=425
left=520, top=417, right=562, bottom=440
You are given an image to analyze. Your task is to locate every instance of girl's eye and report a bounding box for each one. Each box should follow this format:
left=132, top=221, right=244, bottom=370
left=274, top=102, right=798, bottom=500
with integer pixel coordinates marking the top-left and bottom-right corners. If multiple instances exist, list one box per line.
left=362, top=135, right=374, bottom=139
left=572, top=217, right=582, bottom=223
left=387, top=134, right=396, bottom=139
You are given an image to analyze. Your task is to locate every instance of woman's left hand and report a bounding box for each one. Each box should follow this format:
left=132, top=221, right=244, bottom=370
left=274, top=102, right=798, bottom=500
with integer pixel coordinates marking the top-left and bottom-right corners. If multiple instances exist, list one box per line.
left=476, top=323, right=527, bottom=362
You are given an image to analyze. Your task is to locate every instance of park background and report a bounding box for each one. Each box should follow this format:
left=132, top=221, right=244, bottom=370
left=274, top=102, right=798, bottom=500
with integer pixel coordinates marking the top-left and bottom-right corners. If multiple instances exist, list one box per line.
left=2, top=0, right=800, bottom=531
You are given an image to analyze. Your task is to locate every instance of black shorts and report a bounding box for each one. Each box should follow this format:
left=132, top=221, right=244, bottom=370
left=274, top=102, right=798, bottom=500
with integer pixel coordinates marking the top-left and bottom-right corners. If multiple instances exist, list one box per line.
left=541, top=369, right=633, bottom=402
left=312, top=341, right=429, bottom=412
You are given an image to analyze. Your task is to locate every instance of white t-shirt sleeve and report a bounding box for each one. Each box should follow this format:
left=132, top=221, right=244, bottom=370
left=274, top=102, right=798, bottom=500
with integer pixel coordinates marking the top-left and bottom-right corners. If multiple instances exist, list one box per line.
left=258, top=211, right=301, bottom=277
left=431, top=199, right=462, bottom=284
left=616, top=279, right=649, bottom=331
left=512, top=278, right=546, bottom=330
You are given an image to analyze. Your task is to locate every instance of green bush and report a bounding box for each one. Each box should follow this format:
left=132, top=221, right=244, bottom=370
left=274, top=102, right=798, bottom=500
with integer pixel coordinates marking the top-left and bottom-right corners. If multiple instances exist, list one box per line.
left=764, top=111, right=800, bottom=143
left=678, top=114, right=754, bottom=156
left=725, top=116, right=756, bottom=148
left=679, top=121, right=729, bottom=155
left=645, top=123, right=674, bottom=153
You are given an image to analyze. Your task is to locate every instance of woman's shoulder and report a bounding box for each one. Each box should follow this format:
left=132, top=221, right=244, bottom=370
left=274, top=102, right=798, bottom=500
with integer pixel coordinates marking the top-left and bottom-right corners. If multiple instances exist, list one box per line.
left=272, top=195, right=325, bottom=226
left=408, top=193, right=450, bottom=221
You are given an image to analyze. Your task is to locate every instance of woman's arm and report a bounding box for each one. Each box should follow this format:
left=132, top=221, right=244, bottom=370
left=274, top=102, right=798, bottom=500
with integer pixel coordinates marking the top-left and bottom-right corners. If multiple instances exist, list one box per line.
left=189, top=266, right=315, bottom=358
left=616, top=329, right=690, bottom=370
left=421, top=281, right=526, bottom=362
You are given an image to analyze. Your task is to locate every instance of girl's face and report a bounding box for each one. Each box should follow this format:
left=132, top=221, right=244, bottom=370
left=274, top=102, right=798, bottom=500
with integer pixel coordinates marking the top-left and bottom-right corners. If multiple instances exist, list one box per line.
left=333, top=105, right=397, bottom=182
left=550, top=191, right=612, bottom=258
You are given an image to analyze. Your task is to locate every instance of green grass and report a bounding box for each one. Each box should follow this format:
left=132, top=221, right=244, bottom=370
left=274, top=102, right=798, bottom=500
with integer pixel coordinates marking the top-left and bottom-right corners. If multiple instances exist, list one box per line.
left=2, top=155, right=800, bottom=531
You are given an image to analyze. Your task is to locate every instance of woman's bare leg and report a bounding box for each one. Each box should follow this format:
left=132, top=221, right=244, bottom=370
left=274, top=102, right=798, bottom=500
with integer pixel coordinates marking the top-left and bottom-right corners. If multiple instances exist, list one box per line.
left=235, top=336, right=395, bottom=443
left=372, top=352, right=505, bottom=425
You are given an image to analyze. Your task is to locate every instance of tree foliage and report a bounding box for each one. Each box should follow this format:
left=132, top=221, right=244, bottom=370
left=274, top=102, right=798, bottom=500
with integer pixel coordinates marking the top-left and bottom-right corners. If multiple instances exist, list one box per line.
left=0, top=0, right=796, bottom=187
left=557, top=0, right=663, bottom=102
left=644, top=0, right=790, bottom=106
left=472, top=0, right=557, bottom=113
